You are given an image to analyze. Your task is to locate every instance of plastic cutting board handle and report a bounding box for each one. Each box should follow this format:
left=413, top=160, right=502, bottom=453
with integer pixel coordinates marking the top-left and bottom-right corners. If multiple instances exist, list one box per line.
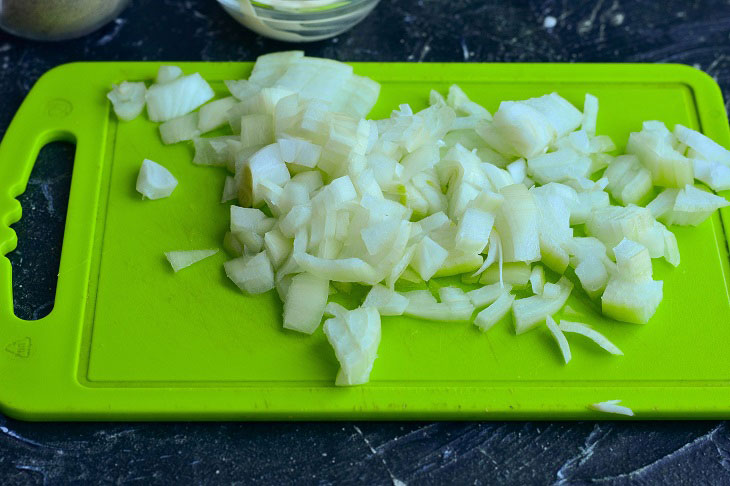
left=0, top=64, right=109, bottom=411
left=0, top=95, right=79, bottom=317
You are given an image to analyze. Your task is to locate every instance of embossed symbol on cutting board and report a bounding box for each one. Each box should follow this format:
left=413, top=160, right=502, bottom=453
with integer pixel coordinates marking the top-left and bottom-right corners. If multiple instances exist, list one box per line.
left=47, top=98, right=73, bottom=118
left=5, top=337, right=31, bottom=358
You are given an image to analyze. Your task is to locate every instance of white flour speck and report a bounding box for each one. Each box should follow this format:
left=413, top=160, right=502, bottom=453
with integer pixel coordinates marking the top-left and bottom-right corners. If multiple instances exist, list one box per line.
left=612, top=12, right=625, bottom=26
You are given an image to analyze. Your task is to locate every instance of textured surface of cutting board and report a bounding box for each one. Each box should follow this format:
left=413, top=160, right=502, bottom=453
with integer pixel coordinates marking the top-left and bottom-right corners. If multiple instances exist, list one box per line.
left=0, top=62, right=729, bottom=420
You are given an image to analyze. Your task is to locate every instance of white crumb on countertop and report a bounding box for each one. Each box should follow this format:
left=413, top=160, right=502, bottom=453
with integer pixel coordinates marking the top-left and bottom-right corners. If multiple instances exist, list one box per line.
left=543, top=16, right=557, bottom=29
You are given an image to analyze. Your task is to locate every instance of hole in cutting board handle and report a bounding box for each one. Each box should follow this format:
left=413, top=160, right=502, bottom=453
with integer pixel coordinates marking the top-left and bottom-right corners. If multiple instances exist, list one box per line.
left=8, top=141, right=75, bottom=320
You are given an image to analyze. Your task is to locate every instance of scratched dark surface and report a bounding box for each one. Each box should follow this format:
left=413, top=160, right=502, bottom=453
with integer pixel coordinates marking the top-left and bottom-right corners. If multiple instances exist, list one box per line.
left=2, top=0, right=730, bottom=484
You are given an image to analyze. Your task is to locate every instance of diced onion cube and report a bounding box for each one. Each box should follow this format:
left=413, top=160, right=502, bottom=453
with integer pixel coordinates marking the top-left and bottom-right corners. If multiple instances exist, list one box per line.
left=284, top=273, right=329, bottom=334
left=136, top=159, right=177, bottom=200
left=224, top=251, right=275, bottom=294
left=474, top=291, right=514, bottom=331
left=165, top=249, right=218, bottom=272
left=146, top=73, right=215, bottom=122
left=107, top=81, right=146, bottom=121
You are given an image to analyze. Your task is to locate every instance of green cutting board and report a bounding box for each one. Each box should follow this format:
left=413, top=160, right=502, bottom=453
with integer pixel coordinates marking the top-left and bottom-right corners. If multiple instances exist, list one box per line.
left=0, top=62, right=729, bottom=420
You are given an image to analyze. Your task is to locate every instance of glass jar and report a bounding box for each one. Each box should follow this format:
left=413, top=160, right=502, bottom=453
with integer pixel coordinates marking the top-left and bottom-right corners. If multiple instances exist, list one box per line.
left=0, top=0, right=131, bottom=41
left=217, top=0, right=380, bottom=42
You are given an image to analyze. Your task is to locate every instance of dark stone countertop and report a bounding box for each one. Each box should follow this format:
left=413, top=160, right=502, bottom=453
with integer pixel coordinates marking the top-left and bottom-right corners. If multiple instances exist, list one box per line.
left=2, top=0, right=730, bottom=484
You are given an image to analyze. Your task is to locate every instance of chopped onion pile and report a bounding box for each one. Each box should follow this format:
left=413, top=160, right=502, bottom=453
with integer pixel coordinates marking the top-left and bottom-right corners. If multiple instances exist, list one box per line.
left=110, top=53, right=730, bottom=386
